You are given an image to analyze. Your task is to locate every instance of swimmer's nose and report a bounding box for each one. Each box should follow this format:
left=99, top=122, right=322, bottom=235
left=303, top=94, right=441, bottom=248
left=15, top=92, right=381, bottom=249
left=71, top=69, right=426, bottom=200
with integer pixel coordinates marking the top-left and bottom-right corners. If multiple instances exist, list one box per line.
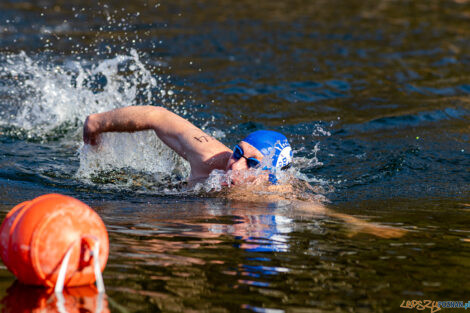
left=230, top=157, right=247, bottom=171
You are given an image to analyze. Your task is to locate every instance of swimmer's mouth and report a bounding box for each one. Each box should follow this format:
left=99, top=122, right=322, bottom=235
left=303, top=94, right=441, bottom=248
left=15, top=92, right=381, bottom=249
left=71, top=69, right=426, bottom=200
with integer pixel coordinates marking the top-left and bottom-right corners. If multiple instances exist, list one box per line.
left=221, top=180, right=235, bottom=187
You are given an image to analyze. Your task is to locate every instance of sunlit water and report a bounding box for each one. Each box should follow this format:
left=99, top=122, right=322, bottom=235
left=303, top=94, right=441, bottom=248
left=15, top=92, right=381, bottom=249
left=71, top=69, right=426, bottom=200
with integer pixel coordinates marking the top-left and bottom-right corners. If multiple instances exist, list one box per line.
left=0, top=0, right=469, bottom=312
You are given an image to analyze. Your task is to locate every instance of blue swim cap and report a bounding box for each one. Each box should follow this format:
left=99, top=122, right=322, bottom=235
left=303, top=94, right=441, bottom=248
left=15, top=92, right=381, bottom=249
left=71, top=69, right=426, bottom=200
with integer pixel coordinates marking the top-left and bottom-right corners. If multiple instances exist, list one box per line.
left=242, top=130, right=293, bottom=183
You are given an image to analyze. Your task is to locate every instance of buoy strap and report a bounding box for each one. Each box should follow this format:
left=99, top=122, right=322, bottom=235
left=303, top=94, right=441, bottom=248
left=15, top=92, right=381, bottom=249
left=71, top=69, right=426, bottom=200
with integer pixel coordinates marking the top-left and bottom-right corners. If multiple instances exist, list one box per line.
left=54, top=236, right=105, bottom=294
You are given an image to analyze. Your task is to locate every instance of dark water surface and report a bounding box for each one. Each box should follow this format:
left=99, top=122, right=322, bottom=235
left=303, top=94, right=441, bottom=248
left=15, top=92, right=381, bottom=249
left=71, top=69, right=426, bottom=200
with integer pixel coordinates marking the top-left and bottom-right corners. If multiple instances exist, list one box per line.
left=0, top=0, right=469, bottom=312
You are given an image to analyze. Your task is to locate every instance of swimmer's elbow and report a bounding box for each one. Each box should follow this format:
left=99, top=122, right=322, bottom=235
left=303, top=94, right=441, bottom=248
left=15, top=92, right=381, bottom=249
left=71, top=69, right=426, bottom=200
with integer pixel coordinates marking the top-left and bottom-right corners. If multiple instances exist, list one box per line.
left=149, top=106, right=191, bottom=138
left=147, top=106, right=168, bottom=129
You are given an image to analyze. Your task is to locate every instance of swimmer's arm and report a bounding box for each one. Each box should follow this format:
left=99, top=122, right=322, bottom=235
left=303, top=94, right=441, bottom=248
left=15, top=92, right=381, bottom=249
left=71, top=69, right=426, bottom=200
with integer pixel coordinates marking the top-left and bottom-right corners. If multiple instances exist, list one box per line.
left=294, top=201, right=406, bottom=239
left=149, top=107, right=232, bottom=177
left=83, top=106, right=232, bottom=176
left=84, top=106, right=160, bottom=145
left=326, top=210, right=406, bottom=238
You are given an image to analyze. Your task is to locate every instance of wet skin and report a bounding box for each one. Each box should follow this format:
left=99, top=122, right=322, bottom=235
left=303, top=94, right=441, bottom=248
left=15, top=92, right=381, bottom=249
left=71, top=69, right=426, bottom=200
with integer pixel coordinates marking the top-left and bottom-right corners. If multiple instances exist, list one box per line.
left=225, top=141, right=268, bottom=185
left=83, top=105, right=268, bottom=184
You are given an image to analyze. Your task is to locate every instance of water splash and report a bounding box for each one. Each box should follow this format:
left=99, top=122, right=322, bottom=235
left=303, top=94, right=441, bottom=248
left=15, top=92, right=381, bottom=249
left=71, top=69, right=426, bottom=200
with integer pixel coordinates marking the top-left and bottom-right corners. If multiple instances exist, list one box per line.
left=0, top=49, right=191, bottom=189
left=0, top=49, right=333, bottom=195
left=193, top=149, right=331, bottom=202
left=295, top=142, right=324, bottom=170
left=76, top=131, right=190, bottom=186
left=0, top=49, right=176, bottom=140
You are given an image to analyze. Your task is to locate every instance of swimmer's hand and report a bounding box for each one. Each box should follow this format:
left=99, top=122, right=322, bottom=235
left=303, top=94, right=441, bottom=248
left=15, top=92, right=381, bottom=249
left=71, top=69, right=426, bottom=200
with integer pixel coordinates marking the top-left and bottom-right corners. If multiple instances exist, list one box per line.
left=83, top=114, right=101, bottom=146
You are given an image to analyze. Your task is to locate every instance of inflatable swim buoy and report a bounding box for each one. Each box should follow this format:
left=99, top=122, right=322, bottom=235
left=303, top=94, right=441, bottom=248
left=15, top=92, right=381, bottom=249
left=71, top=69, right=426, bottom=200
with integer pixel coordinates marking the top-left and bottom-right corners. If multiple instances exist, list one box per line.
left=0, top=194, right=109, bottom=290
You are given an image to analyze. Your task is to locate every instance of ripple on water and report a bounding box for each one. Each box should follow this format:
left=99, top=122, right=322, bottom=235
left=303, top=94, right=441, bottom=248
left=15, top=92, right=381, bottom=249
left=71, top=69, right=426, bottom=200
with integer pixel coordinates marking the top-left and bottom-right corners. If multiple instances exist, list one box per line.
left=0, top=1, right=470, bottom=312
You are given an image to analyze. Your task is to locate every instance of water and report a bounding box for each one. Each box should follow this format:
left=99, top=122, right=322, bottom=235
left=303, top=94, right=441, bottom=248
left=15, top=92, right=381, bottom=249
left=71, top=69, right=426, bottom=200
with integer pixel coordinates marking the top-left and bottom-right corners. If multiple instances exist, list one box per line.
left=0, top=0, right=469, bottom=312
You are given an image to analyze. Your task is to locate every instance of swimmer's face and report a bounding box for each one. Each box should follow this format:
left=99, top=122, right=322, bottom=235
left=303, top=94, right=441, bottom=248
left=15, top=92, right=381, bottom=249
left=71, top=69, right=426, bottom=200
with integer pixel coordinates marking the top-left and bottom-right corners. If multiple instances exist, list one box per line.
left=226, top=141, right=264, bottom=171
left=225, top=141, right=268, bottom=185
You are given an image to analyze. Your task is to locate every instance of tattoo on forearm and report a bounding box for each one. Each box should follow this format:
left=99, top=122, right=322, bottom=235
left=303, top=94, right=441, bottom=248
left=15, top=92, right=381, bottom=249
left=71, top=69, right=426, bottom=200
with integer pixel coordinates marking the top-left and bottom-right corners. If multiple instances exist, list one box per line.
left=193, top=135, right=213, bottom=143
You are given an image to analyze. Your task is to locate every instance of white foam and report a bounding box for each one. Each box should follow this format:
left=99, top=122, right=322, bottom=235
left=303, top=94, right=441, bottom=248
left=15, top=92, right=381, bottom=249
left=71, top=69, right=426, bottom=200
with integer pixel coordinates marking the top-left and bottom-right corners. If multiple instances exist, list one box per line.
left=0, top=50, right=333, bottom=195
left=0, top=50, right=174, bottom=139
left=76, top=131, right=190, bottom=183
left=0, top=50, right=189, bottom=187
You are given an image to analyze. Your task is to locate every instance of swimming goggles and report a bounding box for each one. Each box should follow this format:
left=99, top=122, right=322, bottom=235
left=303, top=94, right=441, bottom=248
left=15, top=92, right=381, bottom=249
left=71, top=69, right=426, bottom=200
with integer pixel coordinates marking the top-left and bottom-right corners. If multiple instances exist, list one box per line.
left=232, top=145, right=261, bottom=168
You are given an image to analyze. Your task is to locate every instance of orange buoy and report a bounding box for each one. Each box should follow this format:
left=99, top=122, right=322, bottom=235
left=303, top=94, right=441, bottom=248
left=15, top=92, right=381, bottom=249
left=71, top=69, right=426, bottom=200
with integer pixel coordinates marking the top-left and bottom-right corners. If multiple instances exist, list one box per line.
left=0, top=194, right=109, bottom=289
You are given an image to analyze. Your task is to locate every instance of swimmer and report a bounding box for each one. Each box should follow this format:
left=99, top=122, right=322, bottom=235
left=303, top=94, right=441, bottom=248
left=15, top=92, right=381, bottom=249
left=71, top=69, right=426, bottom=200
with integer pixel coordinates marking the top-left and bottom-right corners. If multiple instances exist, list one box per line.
left=83, top=105, right=289, bottom=185
left=83, top=106, right=406, bottom=238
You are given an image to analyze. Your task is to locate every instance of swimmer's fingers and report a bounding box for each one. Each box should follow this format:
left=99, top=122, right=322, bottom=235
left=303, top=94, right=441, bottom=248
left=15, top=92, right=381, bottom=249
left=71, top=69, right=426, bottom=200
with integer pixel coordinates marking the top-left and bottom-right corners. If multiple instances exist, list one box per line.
left=87, top=134, right=100, bottom=146
left=84, top=132, right=100, bottom=146
left=83, top=115, right=101, bottom=146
